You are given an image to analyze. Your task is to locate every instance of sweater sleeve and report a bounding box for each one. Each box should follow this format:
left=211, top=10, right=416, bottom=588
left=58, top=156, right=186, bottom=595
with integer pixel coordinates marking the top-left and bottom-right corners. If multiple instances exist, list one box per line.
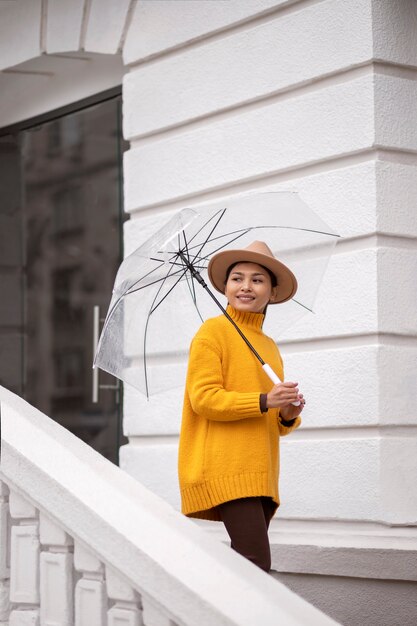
left=278, top=415, right=302, bottom=436
left=186, top=338, right=264, bottom=422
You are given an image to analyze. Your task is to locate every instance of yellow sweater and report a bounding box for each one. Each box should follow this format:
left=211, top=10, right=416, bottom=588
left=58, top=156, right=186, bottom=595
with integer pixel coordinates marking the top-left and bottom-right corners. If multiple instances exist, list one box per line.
left=178, top=305, right=301, bottom=521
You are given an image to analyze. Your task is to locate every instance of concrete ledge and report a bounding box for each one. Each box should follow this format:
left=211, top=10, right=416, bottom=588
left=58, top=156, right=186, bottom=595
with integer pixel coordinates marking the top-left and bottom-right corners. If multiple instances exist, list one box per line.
left=272, top=572, right=417, bottom=626
left=0, top=53, right=123, bottom=128
left=201, top=517, right=417, bottom=581
left=272, top=544, right=417, bottom=581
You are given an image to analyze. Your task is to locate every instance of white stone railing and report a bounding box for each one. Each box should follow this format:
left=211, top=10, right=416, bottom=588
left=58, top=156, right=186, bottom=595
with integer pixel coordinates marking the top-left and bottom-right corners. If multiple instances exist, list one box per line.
left=0, top=387, right=338, bottom=626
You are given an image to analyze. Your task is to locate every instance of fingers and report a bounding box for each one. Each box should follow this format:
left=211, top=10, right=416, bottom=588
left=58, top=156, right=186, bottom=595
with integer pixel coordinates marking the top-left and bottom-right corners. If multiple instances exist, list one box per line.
left=266, top=382, right=305, bottom=409
left=274, top=382, right=299, bottom=395
left=280, top=382, right=299, bottom=401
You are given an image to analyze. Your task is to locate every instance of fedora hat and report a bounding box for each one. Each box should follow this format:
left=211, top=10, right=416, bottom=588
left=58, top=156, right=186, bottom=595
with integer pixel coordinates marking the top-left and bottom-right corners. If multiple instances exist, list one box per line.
left=207, top=241, right=297, bottom=304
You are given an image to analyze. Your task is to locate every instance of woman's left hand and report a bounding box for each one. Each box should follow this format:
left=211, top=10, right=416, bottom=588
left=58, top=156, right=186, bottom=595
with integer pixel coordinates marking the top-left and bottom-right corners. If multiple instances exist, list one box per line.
left=279, top=393, right=306, bottom=421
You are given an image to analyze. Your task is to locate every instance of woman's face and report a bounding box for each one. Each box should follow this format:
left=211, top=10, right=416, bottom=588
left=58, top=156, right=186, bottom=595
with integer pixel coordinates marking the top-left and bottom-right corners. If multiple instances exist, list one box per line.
left=225, top=262, right=276, bottom=313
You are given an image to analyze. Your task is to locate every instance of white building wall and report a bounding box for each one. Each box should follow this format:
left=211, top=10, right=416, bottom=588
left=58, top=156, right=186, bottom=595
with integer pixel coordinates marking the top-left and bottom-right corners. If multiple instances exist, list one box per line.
left=120, top=0, right=417, bottom=567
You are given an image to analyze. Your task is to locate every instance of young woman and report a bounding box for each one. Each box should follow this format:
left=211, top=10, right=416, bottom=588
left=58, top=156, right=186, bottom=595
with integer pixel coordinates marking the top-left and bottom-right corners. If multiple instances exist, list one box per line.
left=178, top=241, right=305, bottom=572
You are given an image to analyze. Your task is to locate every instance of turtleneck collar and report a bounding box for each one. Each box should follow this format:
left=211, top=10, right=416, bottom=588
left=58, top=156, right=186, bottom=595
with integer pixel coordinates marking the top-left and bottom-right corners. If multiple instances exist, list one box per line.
left=226, top=304, right=265, bottom=330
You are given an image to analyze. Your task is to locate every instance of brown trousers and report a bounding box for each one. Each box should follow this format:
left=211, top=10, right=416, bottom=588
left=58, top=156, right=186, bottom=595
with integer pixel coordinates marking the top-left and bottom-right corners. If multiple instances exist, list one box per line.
left=218, top=496, right=276, bottom=572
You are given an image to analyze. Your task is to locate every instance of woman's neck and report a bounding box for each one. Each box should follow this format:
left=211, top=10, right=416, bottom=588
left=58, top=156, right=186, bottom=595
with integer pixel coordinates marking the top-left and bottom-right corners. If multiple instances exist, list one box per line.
left=226, top=304, right=264, bottom=330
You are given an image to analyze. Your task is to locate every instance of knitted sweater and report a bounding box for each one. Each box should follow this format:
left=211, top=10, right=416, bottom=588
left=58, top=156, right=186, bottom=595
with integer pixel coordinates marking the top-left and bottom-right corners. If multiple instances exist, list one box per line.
left=178, top=305, right=301, bottom=521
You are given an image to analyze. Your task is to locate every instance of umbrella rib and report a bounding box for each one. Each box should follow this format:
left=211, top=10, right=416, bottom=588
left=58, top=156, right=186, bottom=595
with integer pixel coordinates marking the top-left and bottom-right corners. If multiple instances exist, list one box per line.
left=181, top=229, right=205, bottom=323
left=142, top=258, right=188, bottom=397
left=194, top=228, right=253, bottom=261
left=120, top=259, right=167, bottom=296
left=153, top=258, right=206, bottom=272
left=184, top=225, right=339, bottom=260
left=291, top=298, right=314, bottom=313
left=194, top=208, right=228, bottom=261
left=177, top=229, right=199, bottom=299
left=95, top=260, right=170, bottom=359
left=166, top=229, right=339, bottom=265
left=93, top=292, right=125, bottom=361
left=177, top=221, right=252, bottom=273
left=124, top=266, right=186, bottom=296
left=181, top=208, right=227, bottom=249
left=148, top=209, right=227, bottom=274
left=148, top=267, right=189, bottom=316
left=254, top=225, right=340, bottom=237
left=189, top=272, right=205, bottom=323
left=182, top=229, right=197, bottom=304
left=96, top=264, right=175, bottom=356
left=186, top=209, right=227, bottom=258
left=183, top=226, right=253, bottom=255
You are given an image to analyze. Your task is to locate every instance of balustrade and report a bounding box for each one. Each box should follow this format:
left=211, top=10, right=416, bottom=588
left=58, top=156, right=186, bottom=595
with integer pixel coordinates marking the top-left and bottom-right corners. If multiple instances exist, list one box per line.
left=0, top=388, right=338, bottom=626
left=0, top=481, right=152, bottom=626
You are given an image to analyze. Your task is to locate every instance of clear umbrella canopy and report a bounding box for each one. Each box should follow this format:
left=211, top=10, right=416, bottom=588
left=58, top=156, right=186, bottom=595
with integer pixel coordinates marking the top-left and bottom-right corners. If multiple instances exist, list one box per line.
left=94, top=192, right=339, bottom=397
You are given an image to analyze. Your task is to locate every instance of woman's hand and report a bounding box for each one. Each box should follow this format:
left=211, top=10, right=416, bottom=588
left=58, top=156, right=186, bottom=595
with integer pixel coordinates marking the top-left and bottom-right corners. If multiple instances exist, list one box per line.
left=266, top=381, right=306, bottom=420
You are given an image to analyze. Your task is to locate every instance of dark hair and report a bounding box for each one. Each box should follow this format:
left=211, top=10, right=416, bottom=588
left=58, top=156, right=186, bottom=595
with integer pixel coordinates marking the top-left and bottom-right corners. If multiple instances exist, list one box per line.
left=225, top=262, right=277, bottom=287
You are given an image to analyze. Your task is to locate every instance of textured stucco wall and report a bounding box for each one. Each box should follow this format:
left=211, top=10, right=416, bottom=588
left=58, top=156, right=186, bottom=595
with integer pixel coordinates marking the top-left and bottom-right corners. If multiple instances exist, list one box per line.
left=120, top=0, right=417, bottom=529
left=120, top=4, right=417, bottom=624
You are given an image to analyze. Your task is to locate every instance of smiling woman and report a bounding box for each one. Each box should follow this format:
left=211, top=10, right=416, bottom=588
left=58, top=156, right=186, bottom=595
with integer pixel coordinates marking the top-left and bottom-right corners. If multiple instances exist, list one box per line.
left=178, top=241, right=305, bottom=573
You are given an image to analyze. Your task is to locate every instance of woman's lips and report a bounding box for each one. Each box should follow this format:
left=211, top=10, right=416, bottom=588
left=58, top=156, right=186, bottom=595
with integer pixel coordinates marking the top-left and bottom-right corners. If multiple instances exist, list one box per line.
left=237, top=295, right=254, bottom=301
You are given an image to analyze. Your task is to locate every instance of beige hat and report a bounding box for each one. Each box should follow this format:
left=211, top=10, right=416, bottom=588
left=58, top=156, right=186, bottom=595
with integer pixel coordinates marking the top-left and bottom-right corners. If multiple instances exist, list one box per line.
left=207, top=240, right=297, bottom=304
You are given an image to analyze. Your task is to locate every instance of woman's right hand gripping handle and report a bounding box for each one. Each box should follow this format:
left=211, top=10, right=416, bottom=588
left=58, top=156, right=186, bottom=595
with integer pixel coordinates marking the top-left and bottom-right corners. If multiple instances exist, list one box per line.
left=261, top=364, right=301, bottom=407
left=266, top=381, right=301, bottom=409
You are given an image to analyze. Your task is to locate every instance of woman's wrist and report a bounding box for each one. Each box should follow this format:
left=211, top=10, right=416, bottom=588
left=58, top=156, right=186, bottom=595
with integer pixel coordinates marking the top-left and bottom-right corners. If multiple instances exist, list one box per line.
left=279, top=406, right=297, bottom=425
left=280, top=415, right=297, bottom=426
left=259, top=394, right=268, bottom=413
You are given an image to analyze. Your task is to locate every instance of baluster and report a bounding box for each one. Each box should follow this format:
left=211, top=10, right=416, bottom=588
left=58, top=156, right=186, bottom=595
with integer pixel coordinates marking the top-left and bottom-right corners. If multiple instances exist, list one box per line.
left=39, top=512, right=74, bottom=625
left=74, top=541, right=106, bottom=626
left=0, top=480, right=10, bottom=624
left=106, top=565, right=143, bottom=626
left=8, top=490, right=40, bottom=625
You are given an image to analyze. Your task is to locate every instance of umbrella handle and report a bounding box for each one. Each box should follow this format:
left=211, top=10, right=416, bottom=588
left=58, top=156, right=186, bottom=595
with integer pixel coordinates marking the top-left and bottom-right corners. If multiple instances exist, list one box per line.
left=262, top=363, right=301, bottom=407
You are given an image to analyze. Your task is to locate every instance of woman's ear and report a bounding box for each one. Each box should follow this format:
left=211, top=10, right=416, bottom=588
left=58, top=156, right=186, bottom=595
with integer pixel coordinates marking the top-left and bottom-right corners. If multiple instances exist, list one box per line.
left=269, top=286, right=279, bottom=302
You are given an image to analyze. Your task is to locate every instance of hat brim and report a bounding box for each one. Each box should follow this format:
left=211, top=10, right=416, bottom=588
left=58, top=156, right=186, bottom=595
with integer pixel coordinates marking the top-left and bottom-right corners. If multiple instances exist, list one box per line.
left=207, top=249, right=297, bottom=304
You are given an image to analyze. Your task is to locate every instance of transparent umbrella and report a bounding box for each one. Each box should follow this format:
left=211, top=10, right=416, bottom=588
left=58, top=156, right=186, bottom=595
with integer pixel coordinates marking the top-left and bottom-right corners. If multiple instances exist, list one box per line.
left=93, top=191, right=339, bottom=398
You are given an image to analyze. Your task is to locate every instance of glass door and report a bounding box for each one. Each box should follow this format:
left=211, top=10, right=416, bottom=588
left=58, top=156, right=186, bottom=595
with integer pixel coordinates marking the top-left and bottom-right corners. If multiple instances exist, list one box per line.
left=0, top=95, right=128, bottom=464
left=0, top=135, right=24, bottom=398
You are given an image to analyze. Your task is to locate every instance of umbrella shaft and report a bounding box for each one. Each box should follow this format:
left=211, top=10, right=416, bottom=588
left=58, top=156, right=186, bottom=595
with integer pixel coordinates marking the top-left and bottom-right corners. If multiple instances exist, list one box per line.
left=179, top=252, right=265, bottom=366
left=209, top=291, right=266, bottom=366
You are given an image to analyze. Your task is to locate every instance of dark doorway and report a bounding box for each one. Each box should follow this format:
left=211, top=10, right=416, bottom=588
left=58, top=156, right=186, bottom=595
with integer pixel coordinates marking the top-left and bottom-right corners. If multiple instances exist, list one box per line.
left=0, top=92, right=128, bottom=464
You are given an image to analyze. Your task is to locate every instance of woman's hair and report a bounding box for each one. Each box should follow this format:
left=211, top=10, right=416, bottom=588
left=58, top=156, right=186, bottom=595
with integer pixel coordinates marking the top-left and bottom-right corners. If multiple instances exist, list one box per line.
left=224, top=262, right=278, bottom=287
